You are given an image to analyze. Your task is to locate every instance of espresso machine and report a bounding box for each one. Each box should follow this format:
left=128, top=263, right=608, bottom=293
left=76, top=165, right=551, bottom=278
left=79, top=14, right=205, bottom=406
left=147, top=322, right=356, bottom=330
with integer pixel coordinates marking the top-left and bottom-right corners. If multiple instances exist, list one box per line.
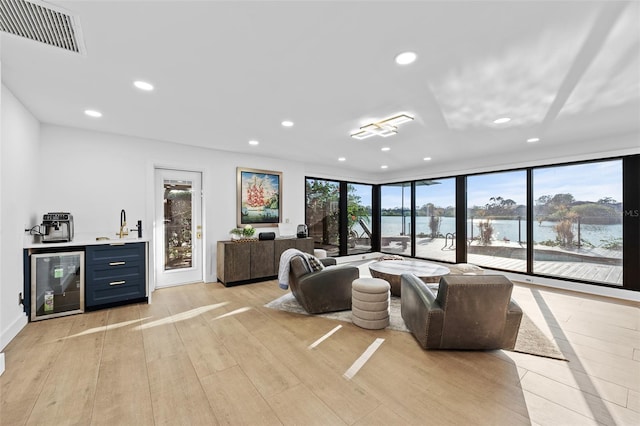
left=41, top=212, right=74, bottom=243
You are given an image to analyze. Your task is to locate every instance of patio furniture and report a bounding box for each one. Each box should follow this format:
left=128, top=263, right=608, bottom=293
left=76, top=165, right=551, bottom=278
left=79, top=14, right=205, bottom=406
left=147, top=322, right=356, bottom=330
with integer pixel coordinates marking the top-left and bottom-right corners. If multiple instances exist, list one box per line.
left=400, top=273, right=523, bottom=350
left=351, top=277, right=391, bottom=329
left=359, top=219, right=410, bottom=250
left=288, top=256, right=359, bottom=314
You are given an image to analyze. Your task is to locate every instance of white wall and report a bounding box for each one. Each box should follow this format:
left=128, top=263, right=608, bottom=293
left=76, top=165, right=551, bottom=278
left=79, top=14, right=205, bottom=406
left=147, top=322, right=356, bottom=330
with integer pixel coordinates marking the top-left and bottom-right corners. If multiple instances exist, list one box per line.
left=1, top=85, right=40, bottom=350
left=1, top=61, right=3, bottom=375
left=37, top=124, right=308, bottom=284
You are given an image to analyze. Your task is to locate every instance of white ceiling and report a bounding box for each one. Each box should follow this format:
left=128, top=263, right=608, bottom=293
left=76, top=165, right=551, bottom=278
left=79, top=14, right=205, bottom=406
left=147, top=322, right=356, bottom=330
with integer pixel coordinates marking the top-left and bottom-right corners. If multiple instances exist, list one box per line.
left=2, top=1, right=639, bottom=179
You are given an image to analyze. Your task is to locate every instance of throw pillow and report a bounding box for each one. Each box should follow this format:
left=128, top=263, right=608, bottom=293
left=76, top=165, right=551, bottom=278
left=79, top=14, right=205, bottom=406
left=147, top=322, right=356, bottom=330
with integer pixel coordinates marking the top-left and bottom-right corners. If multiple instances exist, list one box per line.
left=306, top=254, right=325, bottom=272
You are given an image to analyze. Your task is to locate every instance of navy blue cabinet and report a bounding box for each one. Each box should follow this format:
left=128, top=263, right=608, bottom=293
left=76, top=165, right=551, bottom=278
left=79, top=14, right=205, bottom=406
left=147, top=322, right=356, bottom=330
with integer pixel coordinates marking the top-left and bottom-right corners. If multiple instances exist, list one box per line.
left=85, top=242, right=146, bottom=308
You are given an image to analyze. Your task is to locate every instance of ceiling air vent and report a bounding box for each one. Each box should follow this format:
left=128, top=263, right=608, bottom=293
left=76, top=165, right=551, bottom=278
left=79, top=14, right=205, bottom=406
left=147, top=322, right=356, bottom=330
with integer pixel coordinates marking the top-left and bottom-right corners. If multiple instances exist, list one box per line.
left=0, top=0, right=85, bottom=54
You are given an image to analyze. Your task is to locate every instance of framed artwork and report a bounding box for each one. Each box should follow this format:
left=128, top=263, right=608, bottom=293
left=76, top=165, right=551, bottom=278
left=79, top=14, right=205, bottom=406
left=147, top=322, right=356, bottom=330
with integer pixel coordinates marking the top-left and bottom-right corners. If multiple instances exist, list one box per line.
left=237, top=167, right=282, bottom=227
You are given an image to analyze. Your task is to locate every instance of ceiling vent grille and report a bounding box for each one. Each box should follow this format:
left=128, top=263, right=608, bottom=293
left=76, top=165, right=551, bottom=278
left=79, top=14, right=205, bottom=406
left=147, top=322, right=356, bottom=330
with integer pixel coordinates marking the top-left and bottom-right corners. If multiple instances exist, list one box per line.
left=0, top=0, right=85, bottom=54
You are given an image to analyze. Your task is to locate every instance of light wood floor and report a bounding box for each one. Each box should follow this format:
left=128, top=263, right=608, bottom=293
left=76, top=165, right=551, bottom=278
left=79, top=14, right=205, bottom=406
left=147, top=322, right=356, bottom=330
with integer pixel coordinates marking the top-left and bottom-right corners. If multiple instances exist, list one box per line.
left=1, top=278, right=639, bottom=425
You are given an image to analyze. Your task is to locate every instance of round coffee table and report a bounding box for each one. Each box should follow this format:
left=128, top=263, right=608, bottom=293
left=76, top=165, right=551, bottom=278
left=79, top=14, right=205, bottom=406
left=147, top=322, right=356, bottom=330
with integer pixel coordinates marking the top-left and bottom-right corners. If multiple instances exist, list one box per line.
left=368, top=260, right=450, bottom=296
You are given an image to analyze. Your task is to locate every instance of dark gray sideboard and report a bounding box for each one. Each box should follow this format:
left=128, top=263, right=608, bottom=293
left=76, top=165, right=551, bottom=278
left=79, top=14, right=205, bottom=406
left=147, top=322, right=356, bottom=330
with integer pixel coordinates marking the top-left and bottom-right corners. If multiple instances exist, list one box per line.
left=217, top=238, right=314, bottom=286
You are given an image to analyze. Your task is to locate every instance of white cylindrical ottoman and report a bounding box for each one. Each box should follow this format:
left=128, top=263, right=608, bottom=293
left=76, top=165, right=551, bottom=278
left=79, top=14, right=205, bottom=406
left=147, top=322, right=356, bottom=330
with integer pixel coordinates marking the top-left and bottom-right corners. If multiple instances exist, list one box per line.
left=351, top=277, right=390, bottom=330
left=314, top=249, right=327, bottom=259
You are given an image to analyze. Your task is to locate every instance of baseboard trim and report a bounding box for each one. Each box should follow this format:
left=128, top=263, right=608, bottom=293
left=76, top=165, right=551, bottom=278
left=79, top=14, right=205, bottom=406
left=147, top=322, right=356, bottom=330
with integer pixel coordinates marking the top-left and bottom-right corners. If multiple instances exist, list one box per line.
left=1, top=312, right=28, bottom=351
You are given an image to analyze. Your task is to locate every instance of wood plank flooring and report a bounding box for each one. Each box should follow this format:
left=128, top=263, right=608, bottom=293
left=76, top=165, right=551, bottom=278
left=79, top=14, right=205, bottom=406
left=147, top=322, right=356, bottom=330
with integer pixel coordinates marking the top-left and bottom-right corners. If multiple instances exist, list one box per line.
left=1, top=278, right=638, bottom=425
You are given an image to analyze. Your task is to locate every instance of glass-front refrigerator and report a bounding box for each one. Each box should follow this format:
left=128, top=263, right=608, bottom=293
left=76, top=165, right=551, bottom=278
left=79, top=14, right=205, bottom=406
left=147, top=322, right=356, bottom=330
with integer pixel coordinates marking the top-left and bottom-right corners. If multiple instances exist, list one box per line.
left=31, top=251, right=84, bottom=321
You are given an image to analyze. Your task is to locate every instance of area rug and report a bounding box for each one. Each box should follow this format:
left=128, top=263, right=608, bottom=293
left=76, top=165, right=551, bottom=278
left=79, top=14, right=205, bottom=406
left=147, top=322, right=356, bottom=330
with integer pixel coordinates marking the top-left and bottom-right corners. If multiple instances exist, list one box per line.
left=265, top=293, right=568, bottom=361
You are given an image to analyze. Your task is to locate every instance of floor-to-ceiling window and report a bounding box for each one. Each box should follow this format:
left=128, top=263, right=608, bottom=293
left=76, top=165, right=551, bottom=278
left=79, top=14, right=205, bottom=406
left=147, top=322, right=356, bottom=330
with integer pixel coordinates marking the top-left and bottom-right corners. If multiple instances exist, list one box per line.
left=532, top=160, right=623, bottom=285
left=305, top=178, right=340, bottom=256
left=347, top=183, right=373, bottom=255
left=415, top=178, right=456, bottom=263
left=380, top=182, right=411, bottom=256
left=466, top=170, right=528, bottom=272
left=304, top=154, right=637, bottom=291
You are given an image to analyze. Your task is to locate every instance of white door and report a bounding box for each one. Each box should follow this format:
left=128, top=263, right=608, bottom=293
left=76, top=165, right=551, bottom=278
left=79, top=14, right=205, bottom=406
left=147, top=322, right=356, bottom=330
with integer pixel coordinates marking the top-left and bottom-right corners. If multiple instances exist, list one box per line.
left=154, top=168, right=203, bottom=288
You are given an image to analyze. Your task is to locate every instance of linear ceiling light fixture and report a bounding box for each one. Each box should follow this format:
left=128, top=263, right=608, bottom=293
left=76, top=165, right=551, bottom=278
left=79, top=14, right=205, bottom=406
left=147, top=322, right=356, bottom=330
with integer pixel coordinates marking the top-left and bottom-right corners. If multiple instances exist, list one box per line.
left=350, top=113, right=414, bottom=140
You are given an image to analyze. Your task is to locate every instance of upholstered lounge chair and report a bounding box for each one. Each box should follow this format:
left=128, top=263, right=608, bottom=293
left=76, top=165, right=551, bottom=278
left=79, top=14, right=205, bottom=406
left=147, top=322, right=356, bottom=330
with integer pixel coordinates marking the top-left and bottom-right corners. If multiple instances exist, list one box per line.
left=289, top=256, right=359, bottom=314
left=400, top=273, right=523, bottom=350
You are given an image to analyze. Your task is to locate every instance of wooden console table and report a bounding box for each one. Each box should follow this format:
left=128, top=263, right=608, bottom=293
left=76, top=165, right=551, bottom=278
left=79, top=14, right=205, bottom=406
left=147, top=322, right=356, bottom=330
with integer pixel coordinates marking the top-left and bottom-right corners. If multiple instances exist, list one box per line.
left=217, top=238, right=313, bottom=286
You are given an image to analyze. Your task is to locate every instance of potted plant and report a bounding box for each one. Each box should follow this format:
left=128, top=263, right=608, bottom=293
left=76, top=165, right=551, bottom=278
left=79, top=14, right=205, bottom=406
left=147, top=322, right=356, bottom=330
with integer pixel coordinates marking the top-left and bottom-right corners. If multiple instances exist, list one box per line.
left=242, top=224, right=255, bottom=238
left=230, top=224, right=256, bottom=241
left=229, top=227, right=242, bottom=240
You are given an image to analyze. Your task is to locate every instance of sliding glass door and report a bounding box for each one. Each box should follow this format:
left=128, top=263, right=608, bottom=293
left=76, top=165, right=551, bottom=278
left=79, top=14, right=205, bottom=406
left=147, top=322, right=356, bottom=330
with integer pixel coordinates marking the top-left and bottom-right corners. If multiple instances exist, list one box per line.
left=305, top=178, right=340, bottom=256
left=347, top=183, right=373, bottom=255
left=414, top=178, right=456, bottom=263
left=303, top=155, right=636, bottom=290
left=466, top=171, right=527, bottom=272
left=380, top=182, right=411, bottom=256
left=532, top=160, right=623, bottom=285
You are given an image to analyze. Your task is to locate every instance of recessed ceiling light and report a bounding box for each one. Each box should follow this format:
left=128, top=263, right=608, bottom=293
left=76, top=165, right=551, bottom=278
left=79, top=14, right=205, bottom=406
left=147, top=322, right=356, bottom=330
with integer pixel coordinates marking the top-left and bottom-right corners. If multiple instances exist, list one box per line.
left=248, top=140, right=259, bottom=146
left=493, top=117, right=511, bottom=124
left=395, top=51, right=417, bottom=65
left=338, top=157, right=346, bottom=162
left=84, top=109, right=102, bottom=118
left=381, top=147, right=391, bottom=152
left=423, top=157, right=432, bottom=161
left=133, top=80, right=154, bottom=91
left=281, top=120, right=294, bottom=127
left=381, top=165, right=388, bottom=169
left=527, top=137, right=540, bottom=143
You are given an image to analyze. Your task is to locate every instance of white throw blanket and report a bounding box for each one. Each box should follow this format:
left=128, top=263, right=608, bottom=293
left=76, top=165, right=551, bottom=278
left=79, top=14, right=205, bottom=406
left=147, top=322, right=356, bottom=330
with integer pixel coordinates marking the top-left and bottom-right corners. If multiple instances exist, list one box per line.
left=278, top=248, right=311, bottom=290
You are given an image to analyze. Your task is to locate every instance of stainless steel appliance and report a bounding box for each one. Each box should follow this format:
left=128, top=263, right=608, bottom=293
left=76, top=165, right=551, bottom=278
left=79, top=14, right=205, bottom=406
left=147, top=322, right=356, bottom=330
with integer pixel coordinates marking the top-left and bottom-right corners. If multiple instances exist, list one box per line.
left=30, top=251, right=84, bottom=321
left=42, top=212, right=74, bottom=243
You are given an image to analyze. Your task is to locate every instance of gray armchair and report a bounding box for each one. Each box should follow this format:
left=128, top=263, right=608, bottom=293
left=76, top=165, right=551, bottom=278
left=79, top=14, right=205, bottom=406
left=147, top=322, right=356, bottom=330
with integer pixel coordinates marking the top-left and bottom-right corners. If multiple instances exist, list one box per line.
left=400, top=273, right=522, bottom=350
left=289, top=256, right=359, bottom=314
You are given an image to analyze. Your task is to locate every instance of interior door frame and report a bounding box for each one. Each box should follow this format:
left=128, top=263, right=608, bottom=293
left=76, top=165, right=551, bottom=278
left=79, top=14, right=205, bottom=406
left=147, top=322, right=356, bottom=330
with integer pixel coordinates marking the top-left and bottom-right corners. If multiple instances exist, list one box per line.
left=151, top=165, right=206, bottom=290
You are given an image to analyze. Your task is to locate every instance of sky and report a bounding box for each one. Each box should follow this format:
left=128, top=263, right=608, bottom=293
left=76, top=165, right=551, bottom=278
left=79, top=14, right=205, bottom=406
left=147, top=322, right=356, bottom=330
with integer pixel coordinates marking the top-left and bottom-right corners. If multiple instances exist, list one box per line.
left=374, top=159, right=623, bottom=209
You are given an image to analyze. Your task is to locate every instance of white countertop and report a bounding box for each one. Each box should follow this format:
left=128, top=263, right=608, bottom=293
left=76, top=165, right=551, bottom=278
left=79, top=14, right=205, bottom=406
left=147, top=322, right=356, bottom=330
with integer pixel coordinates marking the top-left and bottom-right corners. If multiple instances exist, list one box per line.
left=24, top=234, right=149, bottom=249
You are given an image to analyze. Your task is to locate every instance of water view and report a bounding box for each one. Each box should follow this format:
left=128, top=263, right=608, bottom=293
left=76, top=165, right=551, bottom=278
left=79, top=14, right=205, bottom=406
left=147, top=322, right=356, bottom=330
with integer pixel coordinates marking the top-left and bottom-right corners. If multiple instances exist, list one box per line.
left=372, top=216, right=623, bottom=249
left=309, top=159, right=625, bottom=286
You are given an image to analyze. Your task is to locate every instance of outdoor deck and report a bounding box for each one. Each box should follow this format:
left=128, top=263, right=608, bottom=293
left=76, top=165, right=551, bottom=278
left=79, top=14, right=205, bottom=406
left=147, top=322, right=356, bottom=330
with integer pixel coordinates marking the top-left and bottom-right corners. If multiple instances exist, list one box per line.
left=352, top=237, right=624, bottom=286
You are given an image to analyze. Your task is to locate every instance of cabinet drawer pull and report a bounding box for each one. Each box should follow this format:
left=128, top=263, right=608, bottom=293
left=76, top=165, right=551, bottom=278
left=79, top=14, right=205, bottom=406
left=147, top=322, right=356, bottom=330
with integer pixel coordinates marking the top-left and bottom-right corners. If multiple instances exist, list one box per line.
left=109, top=261, right=126, bottom=266
left=109, top=243, right=126, bottom=246
left=109, top=280, right=126, bottom=286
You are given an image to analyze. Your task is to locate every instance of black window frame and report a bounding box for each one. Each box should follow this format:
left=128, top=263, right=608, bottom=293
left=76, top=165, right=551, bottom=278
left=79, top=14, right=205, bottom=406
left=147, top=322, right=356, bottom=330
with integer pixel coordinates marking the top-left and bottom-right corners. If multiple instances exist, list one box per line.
left=304, top=154, right=640, bottom=291
left=305, top=177, right=376, bottom=257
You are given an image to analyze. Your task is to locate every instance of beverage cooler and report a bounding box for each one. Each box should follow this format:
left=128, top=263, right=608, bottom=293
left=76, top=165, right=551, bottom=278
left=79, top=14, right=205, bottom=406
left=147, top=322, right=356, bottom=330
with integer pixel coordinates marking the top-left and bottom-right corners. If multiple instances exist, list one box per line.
left=30, top=251, right=84, bottom=321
